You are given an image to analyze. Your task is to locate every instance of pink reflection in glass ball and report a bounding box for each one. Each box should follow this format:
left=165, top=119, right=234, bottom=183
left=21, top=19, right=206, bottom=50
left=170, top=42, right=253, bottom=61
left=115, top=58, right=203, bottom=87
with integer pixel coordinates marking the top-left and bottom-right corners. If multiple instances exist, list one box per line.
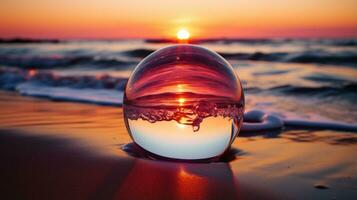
left=124, top=45, right=244, bottom=160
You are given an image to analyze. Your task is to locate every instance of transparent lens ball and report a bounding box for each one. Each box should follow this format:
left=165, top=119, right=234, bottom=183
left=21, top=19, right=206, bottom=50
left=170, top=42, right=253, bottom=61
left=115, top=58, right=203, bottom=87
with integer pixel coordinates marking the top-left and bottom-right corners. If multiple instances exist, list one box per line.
left=124, top=45, right=244, bottom=160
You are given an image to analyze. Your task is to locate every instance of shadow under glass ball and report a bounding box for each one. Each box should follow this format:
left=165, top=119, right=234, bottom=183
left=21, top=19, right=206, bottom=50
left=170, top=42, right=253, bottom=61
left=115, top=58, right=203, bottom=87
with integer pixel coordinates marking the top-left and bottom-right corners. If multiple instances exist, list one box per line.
left=123, top=44, right=244, bottom=160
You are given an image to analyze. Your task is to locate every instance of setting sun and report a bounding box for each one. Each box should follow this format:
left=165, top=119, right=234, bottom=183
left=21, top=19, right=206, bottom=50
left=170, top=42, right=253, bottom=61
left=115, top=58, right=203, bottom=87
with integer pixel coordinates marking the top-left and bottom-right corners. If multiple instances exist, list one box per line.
left=178, top=98, right=185, bottom=106
left=177, top=29, right=190, bottom=40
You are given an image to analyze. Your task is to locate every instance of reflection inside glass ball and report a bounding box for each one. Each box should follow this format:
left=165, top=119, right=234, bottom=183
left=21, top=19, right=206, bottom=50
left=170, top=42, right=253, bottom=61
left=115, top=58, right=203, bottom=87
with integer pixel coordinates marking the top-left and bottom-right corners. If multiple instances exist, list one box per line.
left=124, top=45, right=244, bottom=160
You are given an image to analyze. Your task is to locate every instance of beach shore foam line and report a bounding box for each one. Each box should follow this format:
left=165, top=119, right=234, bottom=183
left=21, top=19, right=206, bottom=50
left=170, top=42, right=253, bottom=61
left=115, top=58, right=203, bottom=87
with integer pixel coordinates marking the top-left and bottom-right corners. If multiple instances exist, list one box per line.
left=15, top=82, right=357, bottom=133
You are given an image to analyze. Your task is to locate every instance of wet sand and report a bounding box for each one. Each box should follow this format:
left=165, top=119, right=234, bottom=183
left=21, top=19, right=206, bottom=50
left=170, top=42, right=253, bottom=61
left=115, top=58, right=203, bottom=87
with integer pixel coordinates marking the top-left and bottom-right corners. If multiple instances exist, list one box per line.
left=0, top=91, right=356, bottom=199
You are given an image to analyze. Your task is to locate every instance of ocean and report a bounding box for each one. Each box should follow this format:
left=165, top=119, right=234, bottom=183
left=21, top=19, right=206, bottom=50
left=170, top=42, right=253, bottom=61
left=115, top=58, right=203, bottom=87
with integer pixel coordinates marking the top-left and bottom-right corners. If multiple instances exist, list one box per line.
left=0, top=38, right=356, bottom=125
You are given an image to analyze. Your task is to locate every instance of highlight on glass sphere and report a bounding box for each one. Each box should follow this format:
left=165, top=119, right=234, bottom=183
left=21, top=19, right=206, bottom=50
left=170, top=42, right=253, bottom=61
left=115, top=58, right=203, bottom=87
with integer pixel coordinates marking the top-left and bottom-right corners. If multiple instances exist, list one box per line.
left=123, top=44, right=244, bottom=160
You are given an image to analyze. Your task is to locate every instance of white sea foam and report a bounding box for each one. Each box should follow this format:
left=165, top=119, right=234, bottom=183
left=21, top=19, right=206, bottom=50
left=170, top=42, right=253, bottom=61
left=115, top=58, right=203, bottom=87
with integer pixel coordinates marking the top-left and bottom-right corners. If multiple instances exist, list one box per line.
left=242, top=109, right=357, bottom=132
left=16, top=83, right=123, bottom=106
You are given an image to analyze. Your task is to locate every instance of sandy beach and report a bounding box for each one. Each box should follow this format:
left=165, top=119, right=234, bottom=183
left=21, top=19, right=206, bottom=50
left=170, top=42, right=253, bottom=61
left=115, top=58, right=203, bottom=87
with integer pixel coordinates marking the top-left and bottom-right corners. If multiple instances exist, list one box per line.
left=0, top=91, right=356, bottom=200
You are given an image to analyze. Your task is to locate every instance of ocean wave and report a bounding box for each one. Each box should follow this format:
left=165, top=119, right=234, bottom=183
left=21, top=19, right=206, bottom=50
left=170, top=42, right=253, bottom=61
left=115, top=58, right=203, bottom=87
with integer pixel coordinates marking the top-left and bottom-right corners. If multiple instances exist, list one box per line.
left=0, top=67, right=128, bottom=90
left=2, top=67, right=356, bottom=99
left=303, top=73, right=352, bottom=83
left=121, top=48, right=154, bottom=58
left=1, top=47, right=356, bottom=69
left=242, top=109, right=357, bottom=132
left=0, top=38, right=61, bottom=44
left=284, top=51, right=357, bottom=65
left=219, top=52, right=288, bottom=61
left=120, top=48, right=357, bottom=66
left=17, top=83, right=123, bottom=106
left=321, top=39, right=357, bottom=47
left=269, top=83, right=357, bottom=95
left=252, top=69, right=290, bottom=76
left=219, top=51, right=357, bottom=66
left=0, top=55, right=136, bottom=69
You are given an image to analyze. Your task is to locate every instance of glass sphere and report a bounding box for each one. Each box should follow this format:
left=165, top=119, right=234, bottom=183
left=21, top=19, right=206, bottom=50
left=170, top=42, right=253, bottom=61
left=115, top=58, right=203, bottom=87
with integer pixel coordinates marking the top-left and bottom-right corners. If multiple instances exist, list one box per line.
left=123, top=44, right=244, bottom=160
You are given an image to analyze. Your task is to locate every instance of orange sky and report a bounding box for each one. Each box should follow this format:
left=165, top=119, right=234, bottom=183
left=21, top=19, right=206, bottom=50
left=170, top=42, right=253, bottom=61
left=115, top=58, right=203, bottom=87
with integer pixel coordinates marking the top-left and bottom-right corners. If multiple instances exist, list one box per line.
left=1, top=0, right=357, bottom=39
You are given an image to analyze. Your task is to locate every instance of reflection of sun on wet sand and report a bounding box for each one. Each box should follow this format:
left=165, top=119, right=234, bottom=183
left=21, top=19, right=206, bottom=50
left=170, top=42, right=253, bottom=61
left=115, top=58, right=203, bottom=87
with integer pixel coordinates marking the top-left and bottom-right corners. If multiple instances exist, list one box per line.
left=1, top=91, right=357, bottom=199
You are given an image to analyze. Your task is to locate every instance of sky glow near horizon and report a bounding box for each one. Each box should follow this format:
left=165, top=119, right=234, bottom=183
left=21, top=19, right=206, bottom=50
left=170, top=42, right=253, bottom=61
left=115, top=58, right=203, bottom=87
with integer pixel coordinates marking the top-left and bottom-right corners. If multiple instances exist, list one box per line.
left=0, top=0, right=357, bottom=38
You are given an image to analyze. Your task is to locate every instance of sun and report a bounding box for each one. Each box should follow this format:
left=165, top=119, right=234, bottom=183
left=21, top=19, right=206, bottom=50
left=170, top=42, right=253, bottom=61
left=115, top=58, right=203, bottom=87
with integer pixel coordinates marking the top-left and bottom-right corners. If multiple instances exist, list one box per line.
left=178, top=98, right=185, bottom=106
left=176, top=29, right=190, bottom=40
